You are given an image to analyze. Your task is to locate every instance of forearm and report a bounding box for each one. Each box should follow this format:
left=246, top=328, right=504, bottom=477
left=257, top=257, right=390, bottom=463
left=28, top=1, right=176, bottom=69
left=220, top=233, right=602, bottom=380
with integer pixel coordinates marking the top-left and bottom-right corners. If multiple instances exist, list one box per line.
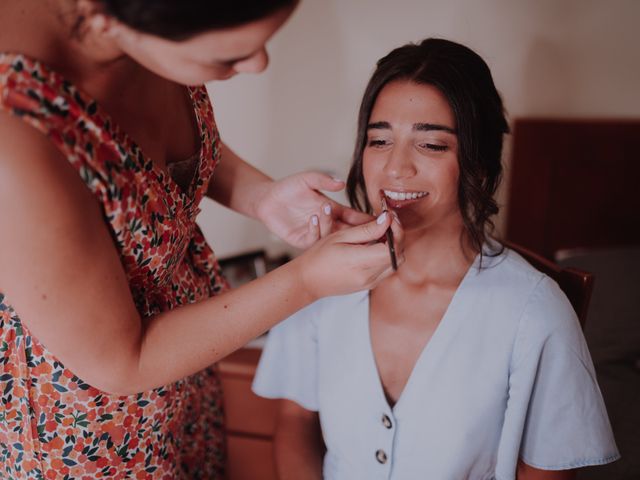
left=2, top=115, right=398, bottom=398
left=517, top=460, right=576, bottom=480
left=207, top=142, right=272, bottom=219
left=121, top=259, right=314, bottom=394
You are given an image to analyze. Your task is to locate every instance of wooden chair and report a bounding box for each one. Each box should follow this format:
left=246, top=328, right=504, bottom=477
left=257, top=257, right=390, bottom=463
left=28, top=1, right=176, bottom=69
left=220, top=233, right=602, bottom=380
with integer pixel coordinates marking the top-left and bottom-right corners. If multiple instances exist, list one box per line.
left=503, top=240, right=594, bottom=328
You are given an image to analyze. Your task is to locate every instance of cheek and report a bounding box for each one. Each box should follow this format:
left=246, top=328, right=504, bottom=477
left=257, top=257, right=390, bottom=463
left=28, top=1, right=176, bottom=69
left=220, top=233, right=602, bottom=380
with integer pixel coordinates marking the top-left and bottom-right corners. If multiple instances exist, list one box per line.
left=362, top=155, right=374, bottom=183
left=431, top=158, right=460, bottom=202
left=444, top=162, right=460, bottom=191
left=135, top=45, right=232, bottom=85
left=127, top=48, right=187, bottom=83
left=362, top=152, right=388, bottom=181
left=180, top=65, right=232, bottom=84
left=167, top=57, right=228, bottom=84
left=362, top=155, right=382, bottom=206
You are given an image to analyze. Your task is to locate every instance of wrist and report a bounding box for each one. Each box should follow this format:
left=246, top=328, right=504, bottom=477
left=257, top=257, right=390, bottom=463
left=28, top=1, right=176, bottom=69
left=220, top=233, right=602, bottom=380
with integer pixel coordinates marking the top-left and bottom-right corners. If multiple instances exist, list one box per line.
left=250, top=177, right=275, bottom=222
left=287, top=254, right=321, bottom=304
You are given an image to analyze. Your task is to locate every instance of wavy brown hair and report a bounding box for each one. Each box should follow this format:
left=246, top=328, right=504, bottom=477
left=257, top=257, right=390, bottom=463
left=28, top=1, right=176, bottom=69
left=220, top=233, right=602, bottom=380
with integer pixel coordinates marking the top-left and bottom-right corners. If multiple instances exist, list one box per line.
left=346, top=38, right=509, bottom=258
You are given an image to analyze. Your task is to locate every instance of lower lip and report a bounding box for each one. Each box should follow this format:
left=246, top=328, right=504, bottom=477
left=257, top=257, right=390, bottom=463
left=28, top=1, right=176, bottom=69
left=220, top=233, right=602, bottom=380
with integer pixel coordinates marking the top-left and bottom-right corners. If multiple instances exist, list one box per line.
left=385, top=194, right=429, bottom=209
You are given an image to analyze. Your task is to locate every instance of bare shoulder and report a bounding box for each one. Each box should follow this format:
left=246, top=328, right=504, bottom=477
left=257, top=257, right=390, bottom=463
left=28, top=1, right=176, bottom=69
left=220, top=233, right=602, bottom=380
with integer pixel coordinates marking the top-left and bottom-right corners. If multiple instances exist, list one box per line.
left=0, top=111, right=140, bottom=392
left=0, top=112, right=70, bottom=191
left=0, top=111, right=106, bottom=256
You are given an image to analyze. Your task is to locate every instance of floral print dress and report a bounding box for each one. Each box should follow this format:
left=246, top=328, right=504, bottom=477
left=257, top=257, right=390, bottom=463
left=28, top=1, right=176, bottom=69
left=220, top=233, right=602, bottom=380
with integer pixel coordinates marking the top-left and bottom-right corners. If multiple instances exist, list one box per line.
left=0, top=53, right=229, bottom=479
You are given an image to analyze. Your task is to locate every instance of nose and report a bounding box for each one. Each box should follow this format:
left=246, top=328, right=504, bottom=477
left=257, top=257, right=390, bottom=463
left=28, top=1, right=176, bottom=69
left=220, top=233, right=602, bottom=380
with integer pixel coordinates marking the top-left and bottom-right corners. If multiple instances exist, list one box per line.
left=233, top=48, right=269, bottom=74
left=383, top=143, right=417, bottom=178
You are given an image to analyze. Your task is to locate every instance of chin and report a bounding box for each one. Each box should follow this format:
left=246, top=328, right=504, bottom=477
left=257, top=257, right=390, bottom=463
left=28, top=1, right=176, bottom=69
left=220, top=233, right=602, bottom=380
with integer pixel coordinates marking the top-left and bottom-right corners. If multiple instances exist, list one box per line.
left=398, top=209, right=430, bottom=227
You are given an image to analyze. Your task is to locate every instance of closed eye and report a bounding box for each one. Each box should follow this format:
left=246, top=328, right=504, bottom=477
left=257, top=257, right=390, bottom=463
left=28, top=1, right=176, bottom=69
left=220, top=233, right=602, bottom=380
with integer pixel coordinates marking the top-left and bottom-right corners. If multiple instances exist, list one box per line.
left=368, top=139, right=390, bottom=148
left=420, top=143, right=448, bottom=152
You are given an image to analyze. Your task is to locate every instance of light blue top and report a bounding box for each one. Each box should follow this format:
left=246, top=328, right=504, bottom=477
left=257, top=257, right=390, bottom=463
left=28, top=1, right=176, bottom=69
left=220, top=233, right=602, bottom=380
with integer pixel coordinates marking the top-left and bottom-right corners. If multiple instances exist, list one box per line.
left=253, top=248, right=620, bottom=480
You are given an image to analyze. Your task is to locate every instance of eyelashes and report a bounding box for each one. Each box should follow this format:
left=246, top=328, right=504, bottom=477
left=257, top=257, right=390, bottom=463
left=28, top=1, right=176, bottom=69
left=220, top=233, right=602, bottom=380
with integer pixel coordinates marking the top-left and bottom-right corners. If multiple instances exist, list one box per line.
left=367, top=139, right=449, bottom=152
left=422, top=143, right=448, bottom=152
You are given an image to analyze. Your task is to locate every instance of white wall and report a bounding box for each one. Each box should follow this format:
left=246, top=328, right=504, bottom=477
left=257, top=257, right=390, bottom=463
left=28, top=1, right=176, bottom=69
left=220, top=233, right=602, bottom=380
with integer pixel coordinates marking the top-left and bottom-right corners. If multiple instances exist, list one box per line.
left=200, top=0, right=640, bottom=259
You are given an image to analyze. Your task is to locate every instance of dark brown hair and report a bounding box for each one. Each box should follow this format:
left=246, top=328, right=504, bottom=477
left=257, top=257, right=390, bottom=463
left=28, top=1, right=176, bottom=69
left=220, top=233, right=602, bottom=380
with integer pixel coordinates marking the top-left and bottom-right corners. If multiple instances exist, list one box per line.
left=346, top=38, right=509, bottom=257
left=92, top=0, right=296, bottom=40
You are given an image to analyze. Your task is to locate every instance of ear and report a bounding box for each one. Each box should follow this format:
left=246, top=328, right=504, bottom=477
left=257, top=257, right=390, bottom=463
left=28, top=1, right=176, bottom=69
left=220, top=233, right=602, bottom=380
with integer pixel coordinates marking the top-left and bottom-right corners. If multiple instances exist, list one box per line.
left=75, top=0, right=123, bottom=39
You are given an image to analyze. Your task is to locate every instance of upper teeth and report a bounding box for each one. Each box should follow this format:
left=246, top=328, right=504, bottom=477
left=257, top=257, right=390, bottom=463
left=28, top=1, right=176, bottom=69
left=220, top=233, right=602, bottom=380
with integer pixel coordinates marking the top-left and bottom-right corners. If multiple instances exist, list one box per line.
left=384, top=190, right=428, bottom=201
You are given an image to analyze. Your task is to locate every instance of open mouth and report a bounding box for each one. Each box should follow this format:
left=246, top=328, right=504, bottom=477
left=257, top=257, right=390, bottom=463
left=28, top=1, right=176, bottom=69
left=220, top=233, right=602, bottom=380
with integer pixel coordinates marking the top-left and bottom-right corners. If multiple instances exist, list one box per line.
left=383, top=189, right=429, bottom=208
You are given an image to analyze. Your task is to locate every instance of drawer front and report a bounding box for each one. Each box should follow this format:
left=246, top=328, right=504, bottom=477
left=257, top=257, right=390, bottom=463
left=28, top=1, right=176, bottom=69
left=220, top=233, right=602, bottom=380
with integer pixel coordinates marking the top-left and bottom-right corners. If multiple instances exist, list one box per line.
left=222, top=375, right=278, bottom=436
left=226, top=435, right=277, bottom=480
left=220, top=348, right=279, bottom=478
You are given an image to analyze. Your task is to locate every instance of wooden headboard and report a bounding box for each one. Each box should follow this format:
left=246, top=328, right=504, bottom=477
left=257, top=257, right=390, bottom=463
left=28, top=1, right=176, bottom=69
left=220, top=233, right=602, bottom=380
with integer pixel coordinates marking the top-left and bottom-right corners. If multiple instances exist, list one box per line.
left=504, top=118, right=640, bottom=259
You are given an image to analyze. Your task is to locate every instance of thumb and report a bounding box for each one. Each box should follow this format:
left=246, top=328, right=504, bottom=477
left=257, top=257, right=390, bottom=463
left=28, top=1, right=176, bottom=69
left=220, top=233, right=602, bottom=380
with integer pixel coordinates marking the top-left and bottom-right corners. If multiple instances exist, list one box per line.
left=334, top=211, right=392, bottom=244
left=332, top=203, right=374, bottom=227
left=303, top=171, right=345, bottom=192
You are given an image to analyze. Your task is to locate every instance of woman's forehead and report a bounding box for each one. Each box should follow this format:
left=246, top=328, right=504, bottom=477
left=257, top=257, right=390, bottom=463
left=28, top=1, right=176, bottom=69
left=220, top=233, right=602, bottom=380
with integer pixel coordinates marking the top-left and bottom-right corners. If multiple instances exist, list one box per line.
left=370, top=81, right=455, bottom=129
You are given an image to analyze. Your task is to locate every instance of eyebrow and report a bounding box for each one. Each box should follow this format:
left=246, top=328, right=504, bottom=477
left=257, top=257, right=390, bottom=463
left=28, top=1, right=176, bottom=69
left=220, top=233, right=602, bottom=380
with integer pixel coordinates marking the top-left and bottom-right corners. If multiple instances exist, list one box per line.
left=367, top=121, right=457, bottom=134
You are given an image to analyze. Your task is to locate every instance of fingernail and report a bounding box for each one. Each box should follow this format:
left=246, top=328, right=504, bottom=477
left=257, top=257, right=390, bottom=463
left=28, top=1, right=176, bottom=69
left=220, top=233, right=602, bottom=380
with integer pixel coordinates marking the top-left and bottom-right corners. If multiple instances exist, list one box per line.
left=311, top=215, right=319, bottom=226
left=392, top=211, right=401, bottom=224
left=332, top=176, right=344, bottom=183
left=323, top=204, right=331, bottom=215
left=376, top=212, right=388, bottom=224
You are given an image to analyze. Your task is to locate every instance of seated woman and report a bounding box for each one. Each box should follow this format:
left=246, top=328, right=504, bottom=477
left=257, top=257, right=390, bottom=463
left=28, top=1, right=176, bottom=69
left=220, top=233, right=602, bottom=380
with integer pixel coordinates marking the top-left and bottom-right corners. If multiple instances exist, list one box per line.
left=252, top=38, right=619, bottom=479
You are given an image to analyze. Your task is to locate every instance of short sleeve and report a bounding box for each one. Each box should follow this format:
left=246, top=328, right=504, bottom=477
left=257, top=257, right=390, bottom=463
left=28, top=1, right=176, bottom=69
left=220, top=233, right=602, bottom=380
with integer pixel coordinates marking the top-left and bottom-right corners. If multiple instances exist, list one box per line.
left=252, top=302, right=321, bottom=412
left=506, top=277, right=620, bottom=470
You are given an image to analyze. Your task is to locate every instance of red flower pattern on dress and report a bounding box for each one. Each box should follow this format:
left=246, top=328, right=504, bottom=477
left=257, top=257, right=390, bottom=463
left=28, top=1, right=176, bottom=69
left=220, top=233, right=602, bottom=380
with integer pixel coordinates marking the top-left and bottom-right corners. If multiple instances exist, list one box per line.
left=0, top=53, right=229, bottom=479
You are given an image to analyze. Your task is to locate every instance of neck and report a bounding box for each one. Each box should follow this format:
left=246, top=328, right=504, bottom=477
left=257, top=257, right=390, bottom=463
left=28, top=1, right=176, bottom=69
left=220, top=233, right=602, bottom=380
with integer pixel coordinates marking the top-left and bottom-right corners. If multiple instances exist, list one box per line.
left=394, top=221, right=477, bottom=289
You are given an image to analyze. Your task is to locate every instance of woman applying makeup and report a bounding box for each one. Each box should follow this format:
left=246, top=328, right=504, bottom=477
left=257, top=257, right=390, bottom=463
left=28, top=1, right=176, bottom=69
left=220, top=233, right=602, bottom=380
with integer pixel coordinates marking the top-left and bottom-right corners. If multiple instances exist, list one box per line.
left=253, top=38, right=619, bottom=479
left=0, top=1, right=404, bottom=477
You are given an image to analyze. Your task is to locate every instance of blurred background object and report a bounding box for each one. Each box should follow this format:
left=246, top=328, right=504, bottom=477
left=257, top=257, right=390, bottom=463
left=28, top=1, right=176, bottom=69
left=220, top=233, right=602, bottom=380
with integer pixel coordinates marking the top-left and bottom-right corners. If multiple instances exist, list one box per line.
left=557, top=248, right=640, bottom=480
left=219, top=250, right=268, bottom=290
left=505, top=119, right=640, bottom=258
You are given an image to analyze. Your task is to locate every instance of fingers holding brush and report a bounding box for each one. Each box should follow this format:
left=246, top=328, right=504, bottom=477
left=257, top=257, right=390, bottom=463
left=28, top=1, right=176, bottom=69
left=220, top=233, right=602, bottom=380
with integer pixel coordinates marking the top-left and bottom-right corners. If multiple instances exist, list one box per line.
left=379, top=190, right=405, bottom=271
left=388, top=210, right=405, bottom=269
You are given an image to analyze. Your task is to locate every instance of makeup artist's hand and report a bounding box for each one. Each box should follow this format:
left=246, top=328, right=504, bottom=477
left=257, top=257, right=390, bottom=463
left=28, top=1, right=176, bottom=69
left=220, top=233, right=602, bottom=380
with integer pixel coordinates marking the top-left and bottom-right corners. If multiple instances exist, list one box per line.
left=293, top=211, right=404, bottom=300
left=254, top=171, right=373, bottom=249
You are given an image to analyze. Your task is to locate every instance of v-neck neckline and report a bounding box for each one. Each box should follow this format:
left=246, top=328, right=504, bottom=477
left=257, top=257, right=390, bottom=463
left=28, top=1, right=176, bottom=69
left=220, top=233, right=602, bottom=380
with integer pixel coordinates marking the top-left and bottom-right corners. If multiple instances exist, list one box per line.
left=0, top=52, right=205, bottom=215
left=363, top=251, right=482, bottom=415
left=93, top=83, right=206, bottom=213
left=158, top=87, right=204, bottom=200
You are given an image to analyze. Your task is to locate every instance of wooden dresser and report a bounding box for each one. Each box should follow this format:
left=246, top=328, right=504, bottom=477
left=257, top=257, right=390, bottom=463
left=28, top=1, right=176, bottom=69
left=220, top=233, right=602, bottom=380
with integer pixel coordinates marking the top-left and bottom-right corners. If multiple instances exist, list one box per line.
left=219, top=347, right=279, bottom=480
